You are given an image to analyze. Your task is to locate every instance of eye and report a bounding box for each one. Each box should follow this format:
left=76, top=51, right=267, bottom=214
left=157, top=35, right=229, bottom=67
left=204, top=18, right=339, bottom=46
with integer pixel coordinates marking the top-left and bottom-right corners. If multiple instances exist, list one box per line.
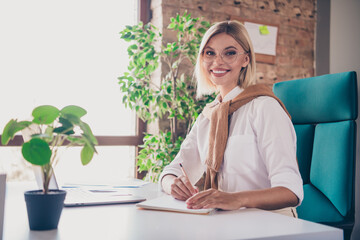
left=204, top=50, right=215, bottom=56
left=224, top=50, right=237, bottom=56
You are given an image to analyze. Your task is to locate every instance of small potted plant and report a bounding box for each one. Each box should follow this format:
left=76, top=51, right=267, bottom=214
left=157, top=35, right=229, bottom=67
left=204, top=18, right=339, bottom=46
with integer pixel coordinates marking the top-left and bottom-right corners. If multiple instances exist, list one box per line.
left=1, top=105, right=98, bottom=230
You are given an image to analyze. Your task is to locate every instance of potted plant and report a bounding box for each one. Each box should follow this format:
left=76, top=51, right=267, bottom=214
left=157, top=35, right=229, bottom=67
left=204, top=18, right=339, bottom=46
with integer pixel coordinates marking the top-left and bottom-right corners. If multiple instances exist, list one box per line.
left=1, top=105, right=97, bottom=230
left=118, top=11, right=215, bottom=182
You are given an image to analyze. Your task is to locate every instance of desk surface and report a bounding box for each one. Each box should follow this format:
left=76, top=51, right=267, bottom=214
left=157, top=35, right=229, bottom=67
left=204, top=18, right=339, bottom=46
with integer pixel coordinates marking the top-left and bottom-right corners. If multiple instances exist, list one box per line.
left=3, top=182, right=343, bottom=240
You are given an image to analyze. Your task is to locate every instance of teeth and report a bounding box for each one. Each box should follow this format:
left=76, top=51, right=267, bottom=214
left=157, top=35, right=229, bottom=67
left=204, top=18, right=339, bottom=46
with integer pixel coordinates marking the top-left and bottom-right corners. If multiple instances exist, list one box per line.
left=213, top=70, right=227, bottom=74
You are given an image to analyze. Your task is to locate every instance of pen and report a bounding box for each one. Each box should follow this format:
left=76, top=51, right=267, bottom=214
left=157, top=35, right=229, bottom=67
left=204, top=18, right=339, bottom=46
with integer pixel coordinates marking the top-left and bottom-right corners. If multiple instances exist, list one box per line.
left=179, top=163, right=189, bottom=178
left=179, top=163, right=197, bottom=195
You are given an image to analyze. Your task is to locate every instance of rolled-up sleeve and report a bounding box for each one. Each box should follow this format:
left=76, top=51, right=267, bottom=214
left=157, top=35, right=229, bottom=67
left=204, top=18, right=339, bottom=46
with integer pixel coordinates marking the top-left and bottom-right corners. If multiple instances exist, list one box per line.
left=252, top=97, right=304, bottom=205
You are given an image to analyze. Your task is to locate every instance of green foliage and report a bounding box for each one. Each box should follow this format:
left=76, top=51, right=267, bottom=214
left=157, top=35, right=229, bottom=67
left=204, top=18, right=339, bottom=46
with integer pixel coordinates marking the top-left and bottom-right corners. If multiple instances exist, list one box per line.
left=22, top=138, right=52, bottom=166
left=2, top=105, right=98, bottom=193
left=137, top=132, right=183, bottom=182
left=118, top=11, right=215, bottom=182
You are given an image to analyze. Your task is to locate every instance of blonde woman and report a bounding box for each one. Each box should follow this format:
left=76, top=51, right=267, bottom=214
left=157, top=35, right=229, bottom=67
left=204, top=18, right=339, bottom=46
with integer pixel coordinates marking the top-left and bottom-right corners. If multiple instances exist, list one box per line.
left=160, top=20, right=303, bottom=217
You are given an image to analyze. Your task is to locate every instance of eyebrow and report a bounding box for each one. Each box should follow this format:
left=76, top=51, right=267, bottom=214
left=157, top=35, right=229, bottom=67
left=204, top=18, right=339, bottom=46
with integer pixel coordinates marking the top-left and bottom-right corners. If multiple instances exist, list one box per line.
left=203, top=46, right=238, bottom=51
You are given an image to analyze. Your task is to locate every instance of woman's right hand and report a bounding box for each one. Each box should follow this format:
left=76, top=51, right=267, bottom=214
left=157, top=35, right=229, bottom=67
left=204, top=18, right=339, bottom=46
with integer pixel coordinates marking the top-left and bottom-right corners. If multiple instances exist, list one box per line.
left=161, top=174, right=198, bottom=201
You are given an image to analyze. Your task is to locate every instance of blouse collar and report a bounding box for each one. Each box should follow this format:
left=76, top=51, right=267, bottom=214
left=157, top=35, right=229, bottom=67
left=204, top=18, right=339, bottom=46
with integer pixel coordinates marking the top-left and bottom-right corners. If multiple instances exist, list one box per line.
left=215, top=86, right=244, bottom=104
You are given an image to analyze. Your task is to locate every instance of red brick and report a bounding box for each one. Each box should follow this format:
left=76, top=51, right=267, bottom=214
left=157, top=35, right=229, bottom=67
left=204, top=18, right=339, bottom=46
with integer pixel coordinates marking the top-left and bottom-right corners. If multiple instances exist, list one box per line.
left=151, top=0, right=316, bottom=101
left=292, top=58, right=303, bottom=67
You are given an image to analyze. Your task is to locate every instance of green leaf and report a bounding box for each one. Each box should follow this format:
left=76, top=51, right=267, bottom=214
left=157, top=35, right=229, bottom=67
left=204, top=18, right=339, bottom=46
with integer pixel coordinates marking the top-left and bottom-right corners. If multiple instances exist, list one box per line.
left=130, top=44, right=138, bottom=50
left=53, top=117, right=75, bottom=135
left=32, top=105, right=60, bottom=124
left=198, top=28, right=206, bottom=34
left=61, top=105, right=87, bottom=118
left=1, top=119, right=32, bottom=145
left=168, top=22, right=177, bottom=29
left=79, top=121, right=98, bottom=145
left=81, top=144, right=94, bottom=165
left=21, top=138, right=51, bottom=166
left=201, top=21, right=210, bottom=27
left=164, top=94, right=172, bottom=101
left=62, top=113, right=81, bottom=125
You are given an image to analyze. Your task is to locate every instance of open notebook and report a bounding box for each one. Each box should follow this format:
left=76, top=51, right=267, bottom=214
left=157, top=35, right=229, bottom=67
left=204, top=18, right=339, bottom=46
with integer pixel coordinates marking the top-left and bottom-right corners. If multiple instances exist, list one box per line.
left=137, top=195, right=215, bottom=215
left=33, top=167, right=146, bottom=207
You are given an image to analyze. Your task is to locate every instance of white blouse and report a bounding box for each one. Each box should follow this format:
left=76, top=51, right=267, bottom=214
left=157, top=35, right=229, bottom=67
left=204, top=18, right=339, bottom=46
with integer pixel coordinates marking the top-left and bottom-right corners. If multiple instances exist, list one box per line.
left=159, top=86, right=304, bottom=205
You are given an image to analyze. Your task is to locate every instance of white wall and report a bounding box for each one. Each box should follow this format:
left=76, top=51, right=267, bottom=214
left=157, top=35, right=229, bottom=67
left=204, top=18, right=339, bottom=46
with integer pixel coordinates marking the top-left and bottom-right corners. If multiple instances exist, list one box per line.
left=330, top=0, right=360, bottom=239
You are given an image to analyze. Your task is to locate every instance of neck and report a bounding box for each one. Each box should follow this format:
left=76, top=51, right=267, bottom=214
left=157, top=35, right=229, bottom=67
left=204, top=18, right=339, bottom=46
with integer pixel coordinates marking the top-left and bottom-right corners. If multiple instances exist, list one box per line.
left=219, top=85, right=238, bottom=101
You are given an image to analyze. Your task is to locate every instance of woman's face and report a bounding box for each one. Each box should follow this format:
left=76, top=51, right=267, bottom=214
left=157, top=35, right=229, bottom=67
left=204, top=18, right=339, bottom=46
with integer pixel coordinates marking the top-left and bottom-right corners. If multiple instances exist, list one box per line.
left=202, top=33, right=249, bottom=98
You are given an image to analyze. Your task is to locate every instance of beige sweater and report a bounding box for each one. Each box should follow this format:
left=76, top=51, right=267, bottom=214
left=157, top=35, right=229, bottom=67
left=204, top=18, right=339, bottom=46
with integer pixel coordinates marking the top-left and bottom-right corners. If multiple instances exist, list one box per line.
left=202, top=84, right=290, bottom=190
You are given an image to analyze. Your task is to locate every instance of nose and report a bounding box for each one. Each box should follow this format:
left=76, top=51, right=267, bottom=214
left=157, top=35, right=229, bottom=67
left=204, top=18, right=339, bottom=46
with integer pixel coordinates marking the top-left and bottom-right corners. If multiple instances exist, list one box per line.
left=213, top=54, right=225, bottom=64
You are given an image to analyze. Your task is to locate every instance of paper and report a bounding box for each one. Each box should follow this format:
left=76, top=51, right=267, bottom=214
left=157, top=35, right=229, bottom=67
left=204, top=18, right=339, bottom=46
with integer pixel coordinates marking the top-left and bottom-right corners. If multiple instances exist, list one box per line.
left=244, top=22, right=278, bottom=56
left=259, top=25, right=270, bottom=35
left=136, top=195, right=215, bottom=215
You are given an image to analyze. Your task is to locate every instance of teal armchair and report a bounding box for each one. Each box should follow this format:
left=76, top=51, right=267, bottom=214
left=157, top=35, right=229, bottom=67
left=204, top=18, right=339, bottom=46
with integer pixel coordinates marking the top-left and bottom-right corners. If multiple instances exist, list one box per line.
left=273, top=71, right=358, bottom=239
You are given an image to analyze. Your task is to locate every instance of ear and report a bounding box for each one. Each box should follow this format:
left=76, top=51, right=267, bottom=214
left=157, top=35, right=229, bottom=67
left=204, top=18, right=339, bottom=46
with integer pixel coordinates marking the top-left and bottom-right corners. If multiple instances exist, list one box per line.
left=241, top=54, right=250, bottom=68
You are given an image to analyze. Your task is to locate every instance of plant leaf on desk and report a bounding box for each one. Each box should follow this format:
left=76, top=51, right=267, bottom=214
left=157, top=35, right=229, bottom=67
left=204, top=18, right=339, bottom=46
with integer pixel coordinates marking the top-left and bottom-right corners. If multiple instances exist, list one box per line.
left=79, top=121, right=98, bottom=145
left=81, top=144, right=94, bottom=165
left=53, top=117, right=75, bottom=135
left=60, top=105, right=87, bottom=118
left=22, top=138, right=51, bottom=166
left=62, top=113, right=81, bottom=125
left=32, top=105, right=60, bottom=124
left=81, top=134, right=97, bottom=154
left=1, top=119, right=32, bottom=145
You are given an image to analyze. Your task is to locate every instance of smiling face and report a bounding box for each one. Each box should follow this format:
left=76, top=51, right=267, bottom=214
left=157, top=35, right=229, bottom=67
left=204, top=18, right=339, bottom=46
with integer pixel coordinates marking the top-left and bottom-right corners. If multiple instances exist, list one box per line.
left=201, top=33, right=250, bottom=98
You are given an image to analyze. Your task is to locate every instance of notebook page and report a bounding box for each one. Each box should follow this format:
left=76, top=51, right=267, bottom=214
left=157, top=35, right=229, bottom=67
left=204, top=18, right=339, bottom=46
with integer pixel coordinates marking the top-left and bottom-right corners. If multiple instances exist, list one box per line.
left=136, top=195, right=214, bottom=215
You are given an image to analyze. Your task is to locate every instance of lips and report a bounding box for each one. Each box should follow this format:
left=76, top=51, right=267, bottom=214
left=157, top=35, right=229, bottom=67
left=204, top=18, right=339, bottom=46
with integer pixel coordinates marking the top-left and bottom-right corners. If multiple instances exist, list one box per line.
left=210, top=68, right=230, bottom=77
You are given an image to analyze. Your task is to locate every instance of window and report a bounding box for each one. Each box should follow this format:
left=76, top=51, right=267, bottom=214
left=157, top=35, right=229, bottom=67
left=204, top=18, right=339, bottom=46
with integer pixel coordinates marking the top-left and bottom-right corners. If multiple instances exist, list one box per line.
left=0, top=0, right=146, bottom=184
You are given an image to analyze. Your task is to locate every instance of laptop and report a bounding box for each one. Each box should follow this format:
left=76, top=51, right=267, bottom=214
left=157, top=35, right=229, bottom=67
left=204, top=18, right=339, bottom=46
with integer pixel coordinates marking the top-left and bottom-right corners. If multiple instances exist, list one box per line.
left=33, top=167, right=146, bottom=207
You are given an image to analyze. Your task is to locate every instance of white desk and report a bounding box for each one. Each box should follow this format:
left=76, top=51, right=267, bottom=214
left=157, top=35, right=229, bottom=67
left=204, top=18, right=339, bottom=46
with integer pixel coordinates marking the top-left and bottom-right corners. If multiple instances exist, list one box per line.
left=3, top=182, right=343, bottom=240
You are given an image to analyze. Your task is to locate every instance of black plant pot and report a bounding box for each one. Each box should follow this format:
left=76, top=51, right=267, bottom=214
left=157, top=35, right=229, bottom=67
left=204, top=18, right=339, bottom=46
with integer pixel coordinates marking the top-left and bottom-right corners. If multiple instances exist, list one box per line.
left=24, top=189, right=66, bottom=230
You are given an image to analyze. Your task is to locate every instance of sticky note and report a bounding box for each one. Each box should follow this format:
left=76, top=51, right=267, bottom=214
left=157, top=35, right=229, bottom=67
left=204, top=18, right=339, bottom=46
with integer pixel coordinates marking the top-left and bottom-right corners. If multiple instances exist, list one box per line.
left=259, top=25, right=270, bottom=35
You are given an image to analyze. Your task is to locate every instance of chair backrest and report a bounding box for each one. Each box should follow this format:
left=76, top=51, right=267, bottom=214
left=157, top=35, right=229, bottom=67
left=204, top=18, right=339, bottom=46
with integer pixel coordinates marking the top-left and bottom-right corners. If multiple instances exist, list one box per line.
left=273, top=71, right=358, bottom=224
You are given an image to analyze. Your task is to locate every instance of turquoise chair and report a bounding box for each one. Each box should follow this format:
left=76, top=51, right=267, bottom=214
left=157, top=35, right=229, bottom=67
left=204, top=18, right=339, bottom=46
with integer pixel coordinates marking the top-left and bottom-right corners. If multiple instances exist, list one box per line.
left=273, top=71, right=357, bottom=240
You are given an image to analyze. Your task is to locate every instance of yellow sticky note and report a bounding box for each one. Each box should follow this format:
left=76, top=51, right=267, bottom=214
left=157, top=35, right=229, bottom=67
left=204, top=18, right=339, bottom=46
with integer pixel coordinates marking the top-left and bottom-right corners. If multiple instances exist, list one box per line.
left=259, top=25, right=270, bottom=35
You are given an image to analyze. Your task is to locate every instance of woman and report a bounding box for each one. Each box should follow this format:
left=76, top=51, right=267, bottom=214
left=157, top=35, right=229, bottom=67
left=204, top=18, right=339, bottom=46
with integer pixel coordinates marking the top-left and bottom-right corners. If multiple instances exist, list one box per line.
left=160, top=20, right=303, bottom=217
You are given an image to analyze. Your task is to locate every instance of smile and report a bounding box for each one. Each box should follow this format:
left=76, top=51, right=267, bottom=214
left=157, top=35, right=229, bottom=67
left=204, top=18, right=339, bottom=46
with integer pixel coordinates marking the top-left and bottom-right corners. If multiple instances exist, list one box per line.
left=212, top=70, right=227, bottom=74
left=210, top=69, right=230, bottom=77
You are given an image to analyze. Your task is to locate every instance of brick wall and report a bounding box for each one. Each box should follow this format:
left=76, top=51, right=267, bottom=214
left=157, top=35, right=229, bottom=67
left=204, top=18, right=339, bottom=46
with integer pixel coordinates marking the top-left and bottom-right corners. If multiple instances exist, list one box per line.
left=151, top=0, right=316, bottom=84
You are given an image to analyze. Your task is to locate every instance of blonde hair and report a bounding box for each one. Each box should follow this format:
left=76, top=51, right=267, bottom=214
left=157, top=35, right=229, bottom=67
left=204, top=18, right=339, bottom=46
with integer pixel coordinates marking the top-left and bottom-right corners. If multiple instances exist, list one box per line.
left=194, top=20, right=257, bottom=98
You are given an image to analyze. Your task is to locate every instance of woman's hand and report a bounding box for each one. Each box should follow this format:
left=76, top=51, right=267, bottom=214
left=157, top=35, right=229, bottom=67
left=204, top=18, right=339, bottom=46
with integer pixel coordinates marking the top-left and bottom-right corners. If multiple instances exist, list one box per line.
left=186, top=187, right=299, bottom=211
left=186, top=189, right=244, bottom=210
left=161, top=174, right=198, bottom=201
